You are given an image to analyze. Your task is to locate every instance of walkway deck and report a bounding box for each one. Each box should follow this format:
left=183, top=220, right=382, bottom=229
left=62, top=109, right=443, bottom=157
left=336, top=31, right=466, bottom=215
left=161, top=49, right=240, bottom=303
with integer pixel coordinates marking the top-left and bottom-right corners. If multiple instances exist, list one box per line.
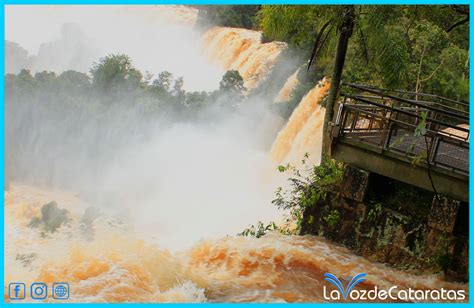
left=330, top=83, right=469, bottom=202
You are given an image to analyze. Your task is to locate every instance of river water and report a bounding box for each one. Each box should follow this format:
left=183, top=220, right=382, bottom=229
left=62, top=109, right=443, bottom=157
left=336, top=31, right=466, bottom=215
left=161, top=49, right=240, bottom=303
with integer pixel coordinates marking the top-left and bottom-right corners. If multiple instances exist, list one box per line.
left=5, top=184, right=468, bottom=303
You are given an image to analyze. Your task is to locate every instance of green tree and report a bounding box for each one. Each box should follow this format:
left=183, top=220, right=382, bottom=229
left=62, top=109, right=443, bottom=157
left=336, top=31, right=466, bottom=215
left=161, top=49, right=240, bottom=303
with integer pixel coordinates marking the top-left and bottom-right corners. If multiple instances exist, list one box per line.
left=405, top=20, right=468, bottom=101
left=152, top=71, right=174, bottom=94
left=219, top=70, right=246, bottom=98
left=90, top=54, right=143, bottom=92
left=5, top=69, right=37, bottom=99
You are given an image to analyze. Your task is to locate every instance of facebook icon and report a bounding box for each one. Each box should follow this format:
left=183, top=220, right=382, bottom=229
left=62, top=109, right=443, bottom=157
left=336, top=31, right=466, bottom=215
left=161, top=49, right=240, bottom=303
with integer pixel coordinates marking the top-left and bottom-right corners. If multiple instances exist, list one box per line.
left=8, top=282, right=26, bottom=300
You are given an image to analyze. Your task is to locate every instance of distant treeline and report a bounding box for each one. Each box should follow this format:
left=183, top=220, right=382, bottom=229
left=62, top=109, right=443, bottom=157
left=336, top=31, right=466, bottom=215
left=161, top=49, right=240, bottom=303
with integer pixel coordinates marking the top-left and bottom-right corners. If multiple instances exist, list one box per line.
left=6, top=54, right=248, bottom=119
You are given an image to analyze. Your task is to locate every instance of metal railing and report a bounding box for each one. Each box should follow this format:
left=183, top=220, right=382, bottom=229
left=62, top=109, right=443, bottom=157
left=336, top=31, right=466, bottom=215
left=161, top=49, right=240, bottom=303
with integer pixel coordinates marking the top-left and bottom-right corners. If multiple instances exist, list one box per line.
left=333, top=84, right=469, bottom=176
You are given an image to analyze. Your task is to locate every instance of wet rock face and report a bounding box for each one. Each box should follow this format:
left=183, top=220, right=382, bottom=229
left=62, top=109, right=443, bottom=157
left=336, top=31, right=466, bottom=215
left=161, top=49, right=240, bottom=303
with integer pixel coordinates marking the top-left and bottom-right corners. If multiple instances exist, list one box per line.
left=339, top=165, right=369, bottom=202
left=300, top=166, right=469, bottom=282
left=428, top=197, right=460, bottom=233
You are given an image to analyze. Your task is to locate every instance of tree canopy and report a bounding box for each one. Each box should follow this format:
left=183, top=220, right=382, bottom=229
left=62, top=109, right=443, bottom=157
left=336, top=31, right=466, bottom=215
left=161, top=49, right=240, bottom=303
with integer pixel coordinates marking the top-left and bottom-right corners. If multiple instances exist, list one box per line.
left=258, top=5, right=469, bottom=101
left=6, top=54, right=248, bottom=117
left=196, top=5, right=260, bottom=29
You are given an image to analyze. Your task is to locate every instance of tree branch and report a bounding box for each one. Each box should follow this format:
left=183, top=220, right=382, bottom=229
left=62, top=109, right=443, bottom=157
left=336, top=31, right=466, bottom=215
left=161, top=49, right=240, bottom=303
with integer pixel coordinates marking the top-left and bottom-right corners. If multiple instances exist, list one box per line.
left=420, top=61, right=443, bottom=83
left=447, top=17, right=469, bottom=33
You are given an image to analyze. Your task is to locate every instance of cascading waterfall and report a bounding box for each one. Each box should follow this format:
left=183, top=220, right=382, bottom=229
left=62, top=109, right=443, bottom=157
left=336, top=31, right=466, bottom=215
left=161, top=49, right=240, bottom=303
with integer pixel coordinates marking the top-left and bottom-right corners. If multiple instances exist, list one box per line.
left=201, top=26, right=287, bottom=90
left=274, top=68, right=300, bottom=103
left=271, top=79, right=330, bottom=166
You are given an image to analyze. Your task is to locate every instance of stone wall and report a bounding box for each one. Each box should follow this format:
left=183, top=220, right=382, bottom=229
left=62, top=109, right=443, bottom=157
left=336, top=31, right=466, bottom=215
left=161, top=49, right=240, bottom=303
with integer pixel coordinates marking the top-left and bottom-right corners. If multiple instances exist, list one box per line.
left=300, top=166, right=469, bottom=282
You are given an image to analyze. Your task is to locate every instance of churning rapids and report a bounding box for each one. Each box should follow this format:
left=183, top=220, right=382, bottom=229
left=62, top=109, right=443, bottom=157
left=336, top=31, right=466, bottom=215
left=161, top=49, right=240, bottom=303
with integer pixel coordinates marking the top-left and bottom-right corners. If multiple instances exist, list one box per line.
left=4, top=184, right=468, bottom=303
left=5, top=5, right=468, bottom=303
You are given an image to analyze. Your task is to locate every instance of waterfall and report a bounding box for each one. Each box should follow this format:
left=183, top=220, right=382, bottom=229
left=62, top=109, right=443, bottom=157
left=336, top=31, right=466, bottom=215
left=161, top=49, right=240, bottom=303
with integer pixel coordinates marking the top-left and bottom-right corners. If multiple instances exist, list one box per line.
left=274, top=68, right=300, bottom=103
left=271, top=79, right=330, bottom=166
left=201, top=26, right=287, bottom=90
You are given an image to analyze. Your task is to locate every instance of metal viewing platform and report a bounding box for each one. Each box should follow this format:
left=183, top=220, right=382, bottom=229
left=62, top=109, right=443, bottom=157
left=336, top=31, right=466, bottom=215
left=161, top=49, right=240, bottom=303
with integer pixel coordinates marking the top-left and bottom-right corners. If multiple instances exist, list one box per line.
left=330, top=83, right=469, bottom=202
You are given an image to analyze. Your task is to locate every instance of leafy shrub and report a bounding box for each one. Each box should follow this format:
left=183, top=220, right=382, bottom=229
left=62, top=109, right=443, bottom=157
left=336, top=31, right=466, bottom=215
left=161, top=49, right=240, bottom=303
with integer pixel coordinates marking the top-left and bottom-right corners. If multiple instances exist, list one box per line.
left=272, top=154, right=344, bottom=231
left=28, top=201, right=69, bottom=233
left=323, top=210, right=341, bottom=228
left=239, top=221, right=278, bottom=238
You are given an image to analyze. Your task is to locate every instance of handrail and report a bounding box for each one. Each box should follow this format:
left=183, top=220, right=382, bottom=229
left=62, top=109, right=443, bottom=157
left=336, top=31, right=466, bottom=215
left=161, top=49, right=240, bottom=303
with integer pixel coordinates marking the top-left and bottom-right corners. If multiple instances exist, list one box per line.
left=333, top=100, right=469, bottom=175
left=343, top=83, right=469, bottom=108
left=341, top=93, right=470, bottom=134
left=343, top=84, right=469, bottom=121
left=348, top=94, right=470, bottom=116
left=342, top=104, right=469, bottom=144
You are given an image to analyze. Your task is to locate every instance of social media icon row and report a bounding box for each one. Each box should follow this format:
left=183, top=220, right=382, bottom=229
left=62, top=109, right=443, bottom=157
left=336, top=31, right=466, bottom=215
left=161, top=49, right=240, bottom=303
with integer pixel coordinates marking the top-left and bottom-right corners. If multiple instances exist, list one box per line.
left=8, top=282, right=69, bottom=300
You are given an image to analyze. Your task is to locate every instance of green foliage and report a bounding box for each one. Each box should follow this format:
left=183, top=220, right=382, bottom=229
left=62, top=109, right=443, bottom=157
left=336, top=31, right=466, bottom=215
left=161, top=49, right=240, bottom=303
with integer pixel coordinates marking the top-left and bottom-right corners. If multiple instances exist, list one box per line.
left=185, top=91, right=210, bottom=108
left=238, top=221, right=278, bottom=238
left=59, top=70, right=91, bottom=89
left=90, top=54, right=144, bottom=93
left=152, top=71, right=174, bottom=94
left=196, top=5, right=260, bottom=29
left=259, top=5, right=469, bottom=101
left=414, top=111, right=428, bottom=138
left=219, top=70, right=246, bottom=99
left=409, top=111, right=429, bottom=168
left=258, top=6, right=336, bottom=52
left=6, top=57, right=250, bottom=120
left=273, top=155, right=344, bottom=231
left=28, top=201, right=69, bottom=233
left=323, top=210, right=340, bottom=228
left=367, top=202, right=383, bottom=221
